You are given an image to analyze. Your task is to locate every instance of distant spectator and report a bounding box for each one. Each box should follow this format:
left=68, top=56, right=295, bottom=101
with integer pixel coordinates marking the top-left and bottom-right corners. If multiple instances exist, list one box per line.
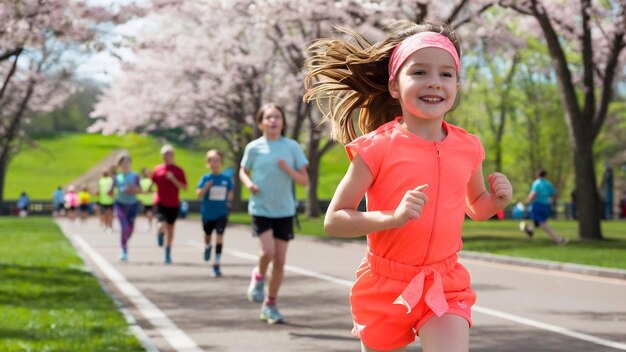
left=179, top=200, right=189, bottom=219
left=511, top=201, right=525, bottom=220
left=16, top=191, right=30, bottom=217
left=600, top=164, right=614, bottom=219
left=569, top=188, right=577, bottom=220
left=52, top=186, right=64, bottom=217
left=619, top=190, right=626, bottom=219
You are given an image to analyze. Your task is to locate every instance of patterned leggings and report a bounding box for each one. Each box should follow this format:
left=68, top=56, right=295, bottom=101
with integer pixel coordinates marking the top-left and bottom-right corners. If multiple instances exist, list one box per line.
left=114, top=202, right=139, bottom=251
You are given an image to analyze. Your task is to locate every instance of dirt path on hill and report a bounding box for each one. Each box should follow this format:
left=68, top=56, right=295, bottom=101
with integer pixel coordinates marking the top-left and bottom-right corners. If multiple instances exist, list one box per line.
left=65, top=149, right=126, bottom=189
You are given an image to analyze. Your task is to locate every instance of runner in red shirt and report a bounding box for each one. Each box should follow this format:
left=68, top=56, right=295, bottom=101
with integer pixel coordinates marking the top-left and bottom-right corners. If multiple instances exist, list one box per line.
left=150, top=144, right=187, bottom=264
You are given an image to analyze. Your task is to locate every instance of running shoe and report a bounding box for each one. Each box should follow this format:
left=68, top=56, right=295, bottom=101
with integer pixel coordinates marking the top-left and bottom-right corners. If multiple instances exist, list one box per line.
left=213, top=264, right=222, bottom=277
left=247, top=269, right=265, bottom=303
left=204, top=247, right=211, bottom=262
left=519, top=221, right=534, bottom=237
left=157, top=232, right=164, bottom=247
left=260, top=304, right=284, bottom=324
left=164, top=254, right=172, bottom=265
left=119, top=250, right=128, bottom=262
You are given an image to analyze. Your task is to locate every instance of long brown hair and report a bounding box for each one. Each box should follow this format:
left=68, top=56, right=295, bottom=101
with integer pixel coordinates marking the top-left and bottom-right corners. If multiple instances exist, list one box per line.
left=304, top=21, right=461, bottom=144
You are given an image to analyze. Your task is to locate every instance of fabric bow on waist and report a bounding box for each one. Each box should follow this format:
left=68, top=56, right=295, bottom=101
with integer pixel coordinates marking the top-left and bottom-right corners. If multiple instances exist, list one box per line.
left=393, top=267, right=449, bottom=316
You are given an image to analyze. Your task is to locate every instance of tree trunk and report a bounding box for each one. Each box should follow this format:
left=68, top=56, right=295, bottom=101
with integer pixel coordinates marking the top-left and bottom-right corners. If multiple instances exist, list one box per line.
left=231, top=149, right=245, bottom=212
left=0, top=160, right=6, bottom=215
left=574, top=142, right=603, bottom=240
left=306, top=133, right=321, bottom=218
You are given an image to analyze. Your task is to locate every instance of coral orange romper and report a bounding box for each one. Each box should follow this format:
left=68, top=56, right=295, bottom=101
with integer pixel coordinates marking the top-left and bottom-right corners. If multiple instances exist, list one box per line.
left=346, top=117, right=485, bottom=350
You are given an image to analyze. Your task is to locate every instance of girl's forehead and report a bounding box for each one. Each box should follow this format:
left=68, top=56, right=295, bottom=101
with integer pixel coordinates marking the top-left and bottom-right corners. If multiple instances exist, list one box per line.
left=263, top=107, right=283, bottom=118
left=404, top=47, right=457, bottom=67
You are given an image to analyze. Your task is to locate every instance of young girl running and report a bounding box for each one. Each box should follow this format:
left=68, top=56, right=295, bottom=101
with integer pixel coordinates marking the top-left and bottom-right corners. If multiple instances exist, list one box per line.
left=197, top=149, right=233, bottom=277
left=304, top=21, right=512, bottom=351
left=239, top=103, right=309, bottom=324
left=78, top=185, right=91, bottom=221
left=64, top=185, right=79, bottom=222
left=110, top=154, right=142, bottom=261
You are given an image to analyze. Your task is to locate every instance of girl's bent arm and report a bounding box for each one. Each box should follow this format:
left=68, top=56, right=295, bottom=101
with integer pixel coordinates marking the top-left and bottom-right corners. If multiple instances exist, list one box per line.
left=465, top=166, right=512, bottom=220
left=278, top=160, right=309, bottom=186
left=239, top=167, right=254, bottom=189
left=325, top=155, right=398, bottom=237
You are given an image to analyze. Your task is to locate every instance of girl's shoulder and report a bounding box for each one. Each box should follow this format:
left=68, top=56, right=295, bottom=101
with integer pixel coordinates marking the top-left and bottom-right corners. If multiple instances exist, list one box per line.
left=445, top=122, right=484, bottom=147
left=351, top=119, right=397, bottom=143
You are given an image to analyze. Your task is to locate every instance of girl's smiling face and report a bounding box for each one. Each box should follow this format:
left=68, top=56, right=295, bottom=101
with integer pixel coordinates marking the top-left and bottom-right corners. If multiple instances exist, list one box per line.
left=389, top=47, right=460, bottom=121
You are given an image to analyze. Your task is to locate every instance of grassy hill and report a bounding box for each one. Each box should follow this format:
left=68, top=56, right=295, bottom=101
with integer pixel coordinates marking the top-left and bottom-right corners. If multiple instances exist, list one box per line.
left=4, top=133, right=349, bottom=201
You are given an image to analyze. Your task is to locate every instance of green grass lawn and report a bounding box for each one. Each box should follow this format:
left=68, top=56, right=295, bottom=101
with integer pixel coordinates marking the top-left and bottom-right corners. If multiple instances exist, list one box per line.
left=0, top=217, right=143, bottom=351
left=5, top=133, right=350, bottom=201
left=229, top=213, right=626, bottom=270
left=5, top=133, right=209, bottom=200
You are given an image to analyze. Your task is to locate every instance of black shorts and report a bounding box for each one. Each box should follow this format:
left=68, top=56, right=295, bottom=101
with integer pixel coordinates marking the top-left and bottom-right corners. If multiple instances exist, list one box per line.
left=202, top=216, right=228, bottom=235
left=156, top=204, right=179, bottom=225
left=79, top=204, right=90, bottom=213
left=252, top=216, right=294, bottom=242
left=142, top=205, right=154, bottom=214
left=99, top=203, right=113, bottom=211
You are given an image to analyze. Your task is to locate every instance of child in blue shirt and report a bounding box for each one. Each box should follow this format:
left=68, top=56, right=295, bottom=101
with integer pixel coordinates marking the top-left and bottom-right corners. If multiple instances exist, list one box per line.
left=197, top=149, right=233, bottom=277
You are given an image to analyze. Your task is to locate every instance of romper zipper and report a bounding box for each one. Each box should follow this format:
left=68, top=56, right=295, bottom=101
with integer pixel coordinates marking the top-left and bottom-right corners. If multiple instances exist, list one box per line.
left=423, top=142, right=441, bottom=263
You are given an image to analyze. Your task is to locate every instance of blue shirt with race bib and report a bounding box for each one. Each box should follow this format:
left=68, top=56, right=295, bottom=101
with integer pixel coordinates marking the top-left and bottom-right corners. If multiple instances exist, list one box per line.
left=197, top=173, right=233, bottom=221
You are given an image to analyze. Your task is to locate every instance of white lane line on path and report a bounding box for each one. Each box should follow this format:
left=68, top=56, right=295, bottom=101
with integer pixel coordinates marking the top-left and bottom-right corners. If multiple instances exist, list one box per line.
left=196, top=241, right=626, bottom=351
left=463, top=258, right=626, bottom=286
left=473, top=306, right=626, bottom=351
left=72, top=234, right=204, bottom=352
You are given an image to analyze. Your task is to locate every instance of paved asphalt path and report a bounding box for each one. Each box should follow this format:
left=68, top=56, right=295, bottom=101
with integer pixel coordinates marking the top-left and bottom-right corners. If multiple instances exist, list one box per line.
left=57, top=218, right=626, bottom=352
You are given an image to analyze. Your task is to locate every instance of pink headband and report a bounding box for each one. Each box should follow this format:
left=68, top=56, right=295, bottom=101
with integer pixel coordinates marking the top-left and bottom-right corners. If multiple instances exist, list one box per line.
left=388, top=32, right=460, bottom=82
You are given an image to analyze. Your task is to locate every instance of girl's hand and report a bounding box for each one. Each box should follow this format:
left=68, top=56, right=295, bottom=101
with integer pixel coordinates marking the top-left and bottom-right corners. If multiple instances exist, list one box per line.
left=277, top=159, right=290, bottom=172
left=204, top=180, right=213, bottom=189
left=248, top=184, right=260, bottom=194
left=488, top=173, right=513, bottom=208
left=393, top=184, right=428, bottom=226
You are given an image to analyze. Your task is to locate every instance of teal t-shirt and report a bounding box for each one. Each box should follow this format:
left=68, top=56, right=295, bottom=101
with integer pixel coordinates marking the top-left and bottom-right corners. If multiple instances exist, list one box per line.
left=115, top=172, right=140, bottom=205
left=241, top=136, right=309, bottom=218
left=531, top=178, right=556, bottom=205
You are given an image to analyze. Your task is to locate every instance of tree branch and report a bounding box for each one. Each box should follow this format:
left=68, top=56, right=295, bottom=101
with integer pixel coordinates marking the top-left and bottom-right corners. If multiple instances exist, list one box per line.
left=592, top=20, right=625, bottom=138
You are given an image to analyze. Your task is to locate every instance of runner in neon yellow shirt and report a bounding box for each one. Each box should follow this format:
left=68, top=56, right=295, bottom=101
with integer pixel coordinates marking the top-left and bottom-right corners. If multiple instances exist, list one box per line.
left=98, top=169, right=115, bottom=232
left=139, top=167, right=155, bottom=230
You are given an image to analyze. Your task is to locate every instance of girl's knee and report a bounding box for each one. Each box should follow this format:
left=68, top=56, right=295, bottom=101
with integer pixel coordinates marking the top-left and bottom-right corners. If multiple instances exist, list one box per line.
left=260, top=250, right=275, bottom=262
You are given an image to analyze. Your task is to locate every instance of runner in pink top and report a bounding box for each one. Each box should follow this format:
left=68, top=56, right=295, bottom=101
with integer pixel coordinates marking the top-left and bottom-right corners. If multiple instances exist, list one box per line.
left=305, top=21, right=512, bottom=352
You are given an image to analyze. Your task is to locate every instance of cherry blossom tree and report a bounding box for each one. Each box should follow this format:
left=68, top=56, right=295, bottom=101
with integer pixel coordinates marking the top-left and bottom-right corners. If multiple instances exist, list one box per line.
left=91, top=0, right=500, bottom=216
left=499, top=0, right=626, bottom=240
left=0, top=0, right=145, bottom=211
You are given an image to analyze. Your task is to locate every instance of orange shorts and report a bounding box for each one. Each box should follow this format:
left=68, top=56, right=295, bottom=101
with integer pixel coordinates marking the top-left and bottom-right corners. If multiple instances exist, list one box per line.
left=350, top=253, right=475, bottom=351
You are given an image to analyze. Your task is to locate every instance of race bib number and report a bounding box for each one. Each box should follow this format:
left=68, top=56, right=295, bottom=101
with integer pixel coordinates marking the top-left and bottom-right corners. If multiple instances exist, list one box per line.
left=209, top=186, right=228, bottom=201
